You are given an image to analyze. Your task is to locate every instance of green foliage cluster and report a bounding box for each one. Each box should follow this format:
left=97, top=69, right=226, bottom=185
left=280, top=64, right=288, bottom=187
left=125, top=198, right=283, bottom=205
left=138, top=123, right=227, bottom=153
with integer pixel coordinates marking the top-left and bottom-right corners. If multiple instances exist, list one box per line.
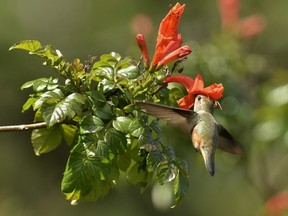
left=10, top=40, right=188, bottom=206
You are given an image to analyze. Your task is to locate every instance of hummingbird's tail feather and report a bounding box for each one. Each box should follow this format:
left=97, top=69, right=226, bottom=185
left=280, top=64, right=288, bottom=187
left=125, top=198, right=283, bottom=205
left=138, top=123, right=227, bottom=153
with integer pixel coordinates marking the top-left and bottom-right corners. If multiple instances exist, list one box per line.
left=200, top=147, right=215, bottom=176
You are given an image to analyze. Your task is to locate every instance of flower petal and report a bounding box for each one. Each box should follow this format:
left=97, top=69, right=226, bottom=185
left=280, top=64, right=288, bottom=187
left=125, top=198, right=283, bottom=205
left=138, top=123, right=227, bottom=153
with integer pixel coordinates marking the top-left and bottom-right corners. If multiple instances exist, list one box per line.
left=136, top=34, right=150, bottom=62
left=192, top=74, right=224, bottom=99
left=266, top=191, right=288, bottom=216
left=162, top=34, right=182, bottom=57
left=178, top=94, right=196, bottom=109
left=151, top=35, right=183, bottom=66
left=158, top=3, right=185, bottom=39
left=151, top=3, right=185, bottom=67
left=165, top=73, right=224, bottom=109
left=201, top=83, right=224, bottom=100
left=218, top=0, right=239, bottom=28
left=151, top=35, right=170, bottom=65
left=191, top=74, right=205, bottom=93
left=164, top=75, right=195, bottom=92
left=238, top=15, right=266, bottom=38
left=157, top=45, right=191, bottom=68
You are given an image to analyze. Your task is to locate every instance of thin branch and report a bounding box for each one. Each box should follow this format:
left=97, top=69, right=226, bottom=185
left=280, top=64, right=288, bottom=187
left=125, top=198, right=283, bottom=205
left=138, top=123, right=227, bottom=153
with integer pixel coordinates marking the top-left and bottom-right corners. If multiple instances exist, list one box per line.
left=0, top=122, right=47, bottom=132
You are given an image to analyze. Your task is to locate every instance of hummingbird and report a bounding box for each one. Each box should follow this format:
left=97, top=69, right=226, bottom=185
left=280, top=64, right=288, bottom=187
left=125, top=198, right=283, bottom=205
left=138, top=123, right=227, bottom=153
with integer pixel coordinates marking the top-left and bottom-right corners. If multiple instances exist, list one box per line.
left=136, top=95, right=243, bottom=176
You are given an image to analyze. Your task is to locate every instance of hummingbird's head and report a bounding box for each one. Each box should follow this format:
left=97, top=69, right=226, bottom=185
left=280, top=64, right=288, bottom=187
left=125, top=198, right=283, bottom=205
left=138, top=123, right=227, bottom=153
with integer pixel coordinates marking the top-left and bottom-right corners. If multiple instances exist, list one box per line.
left=194, top=95, right=220, bottom=113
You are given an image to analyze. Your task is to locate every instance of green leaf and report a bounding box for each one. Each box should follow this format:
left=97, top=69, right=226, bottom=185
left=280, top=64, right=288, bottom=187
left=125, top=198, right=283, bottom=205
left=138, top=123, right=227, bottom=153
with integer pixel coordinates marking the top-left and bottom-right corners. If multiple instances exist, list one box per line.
left=87, top=91, right=106, bottom=104
left=40, top=102, right=66, bottom=127
left=138, top=128, right=154, bottom=146
left=167, top=87, right=185, bottom=106
left=21, top=77, right=58, bottom=92
left=123, top=104, right=135, bottom=113
left=127, top=162, right=150, bottom=186
left=146, top=150, right=164, bottom=172
left=104, top=128, right=127, bottom=154
left=110, top=96, right=119, bottom=107
left=100, top=54, right=119, bottom=67
left=96, top=140, right=110, bottom=160
left=61, top=124, right=77, bottom=146
left=34, top=89, right=65, bottom=110
left=164, top=145, right=176, bottom=160
left=112, top=116, right=132, bottom=133
left=30, top=44, right=61, bottom=62
left=94, top=103, right=114, bottom=120
left=128, top=119, right=144, bottom=137
left=71, top=58, right=85, bottom=79
left=9, top=40, right=42, bottom=52
left=61, top=142, right=113, bottom=203
left=115, top=57, right=136, bottom=68
left=31, top=125, right=62, bottom=155
left=172, top=159, right=190, bottom=208
left=131, top=127, right=145, bottom=138
left=21, top=79, right=38, bottom=90
left=99, top=52, right=121, bottom=64
left=92, top=66, right=114, bottom=80
left=80, top=115, right=104, bottom=134
left=92, top=61, right=112, bottom=71
left=22, top=97, right=37, bottom=112
left=10, top=41, right=63, bottom=68
left=116, top=153, right=131, bottom=171
left=117, top=65, right=139, bottom=80
left=100, top=79, right=116, bottom=92
left=110, top=52, right=121, bottom=61
left=157, top=160, right=177, bottom=185
left=41, top=93, right=85, bottom=127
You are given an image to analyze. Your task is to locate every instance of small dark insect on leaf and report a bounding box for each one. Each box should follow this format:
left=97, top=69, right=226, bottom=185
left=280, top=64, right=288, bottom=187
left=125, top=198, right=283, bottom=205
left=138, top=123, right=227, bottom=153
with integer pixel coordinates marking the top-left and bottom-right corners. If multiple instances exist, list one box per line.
left=171, top=57, right=187, bottom=73
left=84, top=55, right=97, bottom=72
left=178, top=67, right=184, bottom=73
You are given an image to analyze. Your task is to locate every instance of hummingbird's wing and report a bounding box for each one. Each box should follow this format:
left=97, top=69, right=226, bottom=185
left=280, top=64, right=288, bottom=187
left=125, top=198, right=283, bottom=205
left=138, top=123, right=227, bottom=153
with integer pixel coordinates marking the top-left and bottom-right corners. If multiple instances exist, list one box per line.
left=218, top=125, right=244, bottom=155
left=136, top=101, right=198, bottom=134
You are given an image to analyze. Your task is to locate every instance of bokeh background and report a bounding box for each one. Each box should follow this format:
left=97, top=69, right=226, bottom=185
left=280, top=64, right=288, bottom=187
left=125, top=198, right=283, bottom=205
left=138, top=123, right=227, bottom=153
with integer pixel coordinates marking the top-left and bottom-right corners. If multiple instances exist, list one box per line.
left=0, top=0, right=288, bottom=215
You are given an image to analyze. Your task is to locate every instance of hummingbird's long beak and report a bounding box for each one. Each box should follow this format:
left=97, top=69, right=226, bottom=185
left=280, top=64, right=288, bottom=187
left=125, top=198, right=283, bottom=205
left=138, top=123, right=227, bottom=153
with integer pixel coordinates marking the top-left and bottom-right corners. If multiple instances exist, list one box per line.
left=200, top=147, right=215, bottom=176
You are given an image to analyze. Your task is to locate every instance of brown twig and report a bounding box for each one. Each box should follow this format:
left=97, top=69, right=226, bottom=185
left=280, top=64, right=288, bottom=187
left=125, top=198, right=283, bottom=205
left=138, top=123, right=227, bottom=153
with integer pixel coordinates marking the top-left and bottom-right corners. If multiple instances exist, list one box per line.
left=0, top=122, right=47, bottom=132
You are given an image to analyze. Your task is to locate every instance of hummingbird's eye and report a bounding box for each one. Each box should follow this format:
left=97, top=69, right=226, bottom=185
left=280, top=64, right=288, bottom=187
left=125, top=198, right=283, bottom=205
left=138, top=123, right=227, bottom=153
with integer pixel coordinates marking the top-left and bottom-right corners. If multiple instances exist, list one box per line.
left=197, top=95, right=202, bottom=101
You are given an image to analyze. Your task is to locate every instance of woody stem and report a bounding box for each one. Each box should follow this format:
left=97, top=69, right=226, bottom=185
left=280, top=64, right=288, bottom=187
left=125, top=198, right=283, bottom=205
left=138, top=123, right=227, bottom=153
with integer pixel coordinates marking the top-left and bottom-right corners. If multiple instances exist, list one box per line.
left=0, top=122, right=47, bottom=132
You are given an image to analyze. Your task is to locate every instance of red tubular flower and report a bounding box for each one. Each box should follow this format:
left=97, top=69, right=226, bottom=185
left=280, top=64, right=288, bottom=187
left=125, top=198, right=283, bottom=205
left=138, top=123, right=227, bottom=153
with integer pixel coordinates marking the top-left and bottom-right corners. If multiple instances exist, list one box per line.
left=149, top=3, right=191, bottom=71
left=218, top=0, right=239, bottom=28
left=266, top=191, right=288, bottom=216
left=238, top=15, right=266, bottom=38
left=156, top=45, right=191, bottom=70
left=135, top=3, right=191, bottom=71
left=136, top=34, right=150, bottom=69
left=164, top=74, right=224, bottom=109
left=218, top=0, right=265, bottom=38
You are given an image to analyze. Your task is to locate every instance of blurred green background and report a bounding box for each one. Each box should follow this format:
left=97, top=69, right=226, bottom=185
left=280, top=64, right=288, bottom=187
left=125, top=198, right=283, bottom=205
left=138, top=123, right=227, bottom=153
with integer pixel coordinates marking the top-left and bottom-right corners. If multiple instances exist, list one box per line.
left=1, top=0, right=288, bottom=215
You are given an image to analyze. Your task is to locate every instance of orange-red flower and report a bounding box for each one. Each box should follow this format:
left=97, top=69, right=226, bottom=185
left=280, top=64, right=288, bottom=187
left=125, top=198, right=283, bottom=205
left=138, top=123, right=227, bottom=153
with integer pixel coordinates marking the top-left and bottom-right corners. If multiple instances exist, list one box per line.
left=156, top=45, right=191, bottom=70
left=218, top=0, right=239, bottom=28
left=266, top=191, right=288, bottom=216
left=135, top=3, right=191, bottom=71
left=136, top=34, right=149, bottom=69
left=218, top=0, right=265, bottom=38
left=238, top=15, right=266, bottom=39
left=164, top=74, right=224, bottom=109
